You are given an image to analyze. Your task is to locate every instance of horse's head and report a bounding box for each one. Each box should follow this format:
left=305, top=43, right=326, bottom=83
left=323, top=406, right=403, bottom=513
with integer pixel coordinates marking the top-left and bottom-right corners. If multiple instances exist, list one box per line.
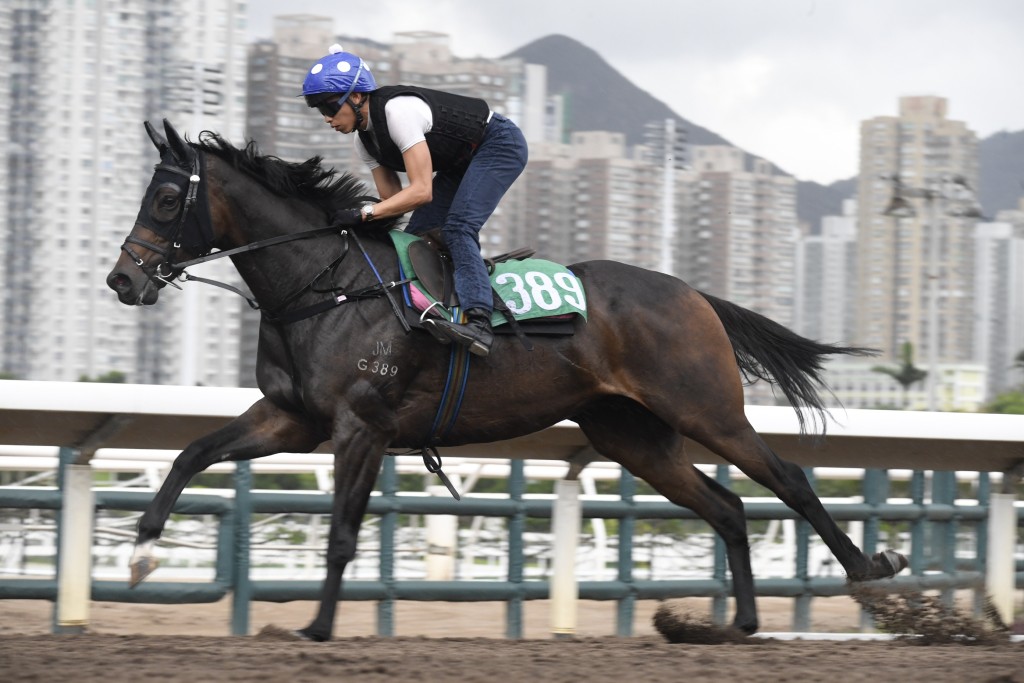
left=106, top=119, right=215, bottom=305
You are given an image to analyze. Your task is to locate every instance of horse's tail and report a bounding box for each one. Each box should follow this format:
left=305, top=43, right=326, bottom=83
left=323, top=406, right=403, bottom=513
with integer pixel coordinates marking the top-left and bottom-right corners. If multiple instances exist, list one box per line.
left=699, top=291, right=877, bottom=434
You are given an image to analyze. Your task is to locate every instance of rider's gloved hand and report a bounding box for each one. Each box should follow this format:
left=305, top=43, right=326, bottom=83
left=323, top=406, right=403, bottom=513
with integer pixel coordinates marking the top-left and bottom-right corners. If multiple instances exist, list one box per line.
left=331, top=208, right=362, bottom=226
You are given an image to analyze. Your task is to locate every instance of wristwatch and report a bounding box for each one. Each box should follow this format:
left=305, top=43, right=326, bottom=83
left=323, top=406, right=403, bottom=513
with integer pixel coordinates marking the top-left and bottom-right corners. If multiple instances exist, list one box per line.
left=360, top=203, right=375, bottom=221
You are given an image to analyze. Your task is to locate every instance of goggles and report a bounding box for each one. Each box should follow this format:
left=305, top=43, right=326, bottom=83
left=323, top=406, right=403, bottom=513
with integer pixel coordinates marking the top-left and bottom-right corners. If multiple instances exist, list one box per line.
left=313, top=96, right=344, bottom=118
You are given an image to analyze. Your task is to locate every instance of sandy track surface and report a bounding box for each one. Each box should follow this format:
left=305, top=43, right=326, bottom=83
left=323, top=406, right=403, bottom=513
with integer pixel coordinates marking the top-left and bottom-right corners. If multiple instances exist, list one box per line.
left=2, top=597, right=1021, bottom=683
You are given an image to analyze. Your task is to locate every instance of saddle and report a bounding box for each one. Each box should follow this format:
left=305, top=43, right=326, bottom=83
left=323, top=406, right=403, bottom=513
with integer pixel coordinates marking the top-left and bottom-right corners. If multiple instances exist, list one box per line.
left=407, top=229, right=535, bottom=308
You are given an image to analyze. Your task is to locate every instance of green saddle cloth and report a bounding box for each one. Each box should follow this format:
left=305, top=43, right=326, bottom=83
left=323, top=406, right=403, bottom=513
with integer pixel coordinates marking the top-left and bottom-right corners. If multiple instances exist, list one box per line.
left=389, top=230, right=587, bottom=326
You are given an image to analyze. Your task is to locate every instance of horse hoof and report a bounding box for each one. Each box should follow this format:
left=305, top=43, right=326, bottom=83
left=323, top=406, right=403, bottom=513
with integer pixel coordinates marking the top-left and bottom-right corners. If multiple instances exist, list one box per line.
left=879, top=549, right=909, bottom=576
left=734, top=619, right=759, bottom=636
left=295, top=627, right=330, bottom=642
left=129, top=556, right=159, bottom=588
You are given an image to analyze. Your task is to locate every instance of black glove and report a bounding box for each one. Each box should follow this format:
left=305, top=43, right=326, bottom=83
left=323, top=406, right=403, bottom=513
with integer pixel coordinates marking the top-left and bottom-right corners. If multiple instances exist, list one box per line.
left=331, top=208, right=362, bottom=226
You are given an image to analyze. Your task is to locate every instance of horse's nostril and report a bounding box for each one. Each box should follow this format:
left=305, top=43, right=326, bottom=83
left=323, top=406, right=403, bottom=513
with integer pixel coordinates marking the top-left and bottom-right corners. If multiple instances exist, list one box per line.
left=109, top=273, right=132, bottom=291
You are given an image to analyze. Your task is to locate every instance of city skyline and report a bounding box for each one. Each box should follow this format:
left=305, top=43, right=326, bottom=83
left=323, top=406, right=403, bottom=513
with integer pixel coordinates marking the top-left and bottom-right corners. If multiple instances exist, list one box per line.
left=245, top=0, right=1024, bottom=187
left=2, top=6, right=1021, bottom=407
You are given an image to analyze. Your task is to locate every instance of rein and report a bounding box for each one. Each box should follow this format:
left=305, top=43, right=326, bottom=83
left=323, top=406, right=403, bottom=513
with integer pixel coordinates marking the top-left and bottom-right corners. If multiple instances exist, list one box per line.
left=176, top=226, right=414, bottom=327
left=171, top=224, right=353, bottom=311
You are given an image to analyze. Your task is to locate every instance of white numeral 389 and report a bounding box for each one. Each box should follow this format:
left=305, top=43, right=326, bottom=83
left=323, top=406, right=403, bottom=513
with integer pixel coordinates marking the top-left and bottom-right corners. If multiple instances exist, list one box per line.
left=495, top=271, right=586, bottom=316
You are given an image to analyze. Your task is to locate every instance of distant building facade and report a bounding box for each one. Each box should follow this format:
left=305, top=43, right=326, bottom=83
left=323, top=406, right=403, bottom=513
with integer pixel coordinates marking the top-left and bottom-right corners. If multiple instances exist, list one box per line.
left=676, top=145, right=799, bottom=328
left=0, top=0, right=247, bottom=385
left=855, top=96, right=981, bottom=364
left=973, top=214, right=1024, bottom=400
left=823, top=360, right=987, bottom=412
left=517, top=131, right=662, bottom=268
left=795, top=199, right=858, bottom=344
left=0, top=6, right=11, bottom=374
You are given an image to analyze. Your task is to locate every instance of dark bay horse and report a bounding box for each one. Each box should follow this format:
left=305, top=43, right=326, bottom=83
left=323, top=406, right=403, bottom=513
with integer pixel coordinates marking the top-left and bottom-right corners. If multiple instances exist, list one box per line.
left=107, top=119, right=906, bottom=641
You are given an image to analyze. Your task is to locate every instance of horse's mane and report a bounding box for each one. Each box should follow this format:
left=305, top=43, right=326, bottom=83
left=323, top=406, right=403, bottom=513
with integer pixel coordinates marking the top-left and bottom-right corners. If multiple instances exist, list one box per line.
left=193, top=131, right=375, bottom=218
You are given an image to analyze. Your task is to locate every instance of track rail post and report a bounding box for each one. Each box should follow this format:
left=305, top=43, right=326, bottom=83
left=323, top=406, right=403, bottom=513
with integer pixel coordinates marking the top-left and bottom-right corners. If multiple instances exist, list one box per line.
left=54, top=447, right=94, bottom=634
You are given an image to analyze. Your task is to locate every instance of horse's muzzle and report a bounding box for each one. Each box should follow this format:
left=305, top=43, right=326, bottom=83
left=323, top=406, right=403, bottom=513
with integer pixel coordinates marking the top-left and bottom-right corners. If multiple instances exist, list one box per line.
left=106, top=269, right=160, bottom=305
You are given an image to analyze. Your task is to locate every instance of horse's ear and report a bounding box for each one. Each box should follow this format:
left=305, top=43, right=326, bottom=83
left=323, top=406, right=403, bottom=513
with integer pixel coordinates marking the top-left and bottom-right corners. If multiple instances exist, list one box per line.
left=144, top=120, right=168, bottom=154
left=162, top=119, right=195, bottom=165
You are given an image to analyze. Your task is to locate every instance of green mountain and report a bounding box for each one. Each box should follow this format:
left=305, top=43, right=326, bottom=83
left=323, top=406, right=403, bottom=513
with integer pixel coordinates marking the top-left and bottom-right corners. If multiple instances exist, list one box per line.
left=506, top=34, right=732, bottom=148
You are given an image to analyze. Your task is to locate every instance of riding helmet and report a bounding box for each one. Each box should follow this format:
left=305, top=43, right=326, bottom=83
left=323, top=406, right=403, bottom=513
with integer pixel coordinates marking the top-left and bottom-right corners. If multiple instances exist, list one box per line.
left=302, top=44, right=377, bottom=106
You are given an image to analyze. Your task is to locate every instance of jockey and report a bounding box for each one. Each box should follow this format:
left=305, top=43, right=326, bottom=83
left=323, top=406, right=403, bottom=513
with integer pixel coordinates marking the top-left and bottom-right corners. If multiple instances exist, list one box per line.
left=302, top=44, right=529, bottom=358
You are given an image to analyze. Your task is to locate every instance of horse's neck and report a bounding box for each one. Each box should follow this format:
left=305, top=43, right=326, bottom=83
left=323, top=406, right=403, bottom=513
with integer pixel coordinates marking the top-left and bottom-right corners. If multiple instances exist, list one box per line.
left=211, top=162, right=396, bottom=313
left=226, top=209, right=393, bottom=314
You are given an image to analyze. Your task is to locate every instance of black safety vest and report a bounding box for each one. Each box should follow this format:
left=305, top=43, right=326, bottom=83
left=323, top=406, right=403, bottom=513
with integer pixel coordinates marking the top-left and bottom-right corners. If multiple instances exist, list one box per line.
left=358, top=86, right=490, bottom=173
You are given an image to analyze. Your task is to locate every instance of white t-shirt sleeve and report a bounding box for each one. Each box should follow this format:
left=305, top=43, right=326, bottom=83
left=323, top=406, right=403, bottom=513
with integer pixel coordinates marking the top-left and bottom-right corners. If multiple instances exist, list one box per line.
left=385, top=96, right=433, bottom=152
left=352, top=96, right=434, bottom=170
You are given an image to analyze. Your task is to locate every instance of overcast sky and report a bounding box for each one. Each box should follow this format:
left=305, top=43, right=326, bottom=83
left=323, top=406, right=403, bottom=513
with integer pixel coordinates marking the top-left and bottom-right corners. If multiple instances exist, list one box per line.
left=247, top=0, right=1022, bottom=185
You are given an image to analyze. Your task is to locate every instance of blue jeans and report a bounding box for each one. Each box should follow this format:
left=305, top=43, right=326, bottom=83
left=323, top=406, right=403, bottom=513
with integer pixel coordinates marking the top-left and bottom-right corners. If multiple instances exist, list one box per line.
left=406, top=114, right=528, bottom=312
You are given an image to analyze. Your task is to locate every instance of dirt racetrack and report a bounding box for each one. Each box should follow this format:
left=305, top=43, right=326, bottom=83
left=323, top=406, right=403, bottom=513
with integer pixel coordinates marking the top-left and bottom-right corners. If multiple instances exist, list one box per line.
left=1, top=597, right=1021, bottom=682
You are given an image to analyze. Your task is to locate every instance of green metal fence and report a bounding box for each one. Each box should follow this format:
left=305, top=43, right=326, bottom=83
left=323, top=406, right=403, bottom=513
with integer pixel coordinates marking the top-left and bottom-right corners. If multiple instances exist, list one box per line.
left=1, top=452, right=1021, bottom=636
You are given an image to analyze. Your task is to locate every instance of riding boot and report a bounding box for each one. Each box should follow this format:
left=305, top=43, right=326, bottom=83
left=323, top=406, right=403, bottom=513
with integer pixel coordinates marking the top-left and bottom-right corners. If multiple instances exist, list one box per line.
left=424, top=308, right=494, bottom=357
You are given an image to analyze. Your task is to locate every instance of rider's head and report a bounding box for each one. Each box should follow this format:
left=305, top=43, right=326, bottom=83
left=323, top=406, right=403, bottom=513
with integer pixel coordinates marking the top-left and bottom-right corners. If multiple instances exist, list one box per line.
left=302, top=44, right=377, bottom=130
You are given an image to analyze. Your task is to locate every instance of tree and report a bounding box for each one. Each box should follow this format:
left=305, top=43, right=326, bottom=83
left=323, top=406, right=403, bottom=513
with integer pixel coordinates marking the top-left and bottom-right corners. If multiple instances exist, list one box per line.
left=78, top=371, right=127, bottom=383
left=976, top=349, right=1024, bottom=414
left=871, top=341, right=927, bottom=409
left=982, top=391, right=1024, bottom=415
left=986, top=349, right=1024, bottom=413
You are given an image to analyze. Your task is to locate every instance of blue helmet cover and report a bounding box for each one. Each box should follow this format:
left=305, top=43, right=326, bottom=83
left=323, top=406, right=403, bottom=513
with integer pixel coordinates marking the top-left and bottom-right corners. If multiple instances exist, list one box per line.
left=302, top=44, right=377, bottom=97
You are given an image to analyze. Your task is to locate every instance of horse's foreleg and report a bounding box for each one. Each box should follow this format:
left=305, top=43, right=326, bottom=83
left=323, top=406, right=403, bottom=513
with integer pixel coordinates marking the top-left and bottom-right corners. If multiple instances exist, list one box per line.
left=576, top=407, right=759, bottom=634
left=680, top=468, right=758, bottom=633
left=638, top=462, right=759, bottom=633
left=130, top=398, right=323, bottom=586
left=297, top=419, right=388, bottom=642
left=626, top=463, right=758, bottom=632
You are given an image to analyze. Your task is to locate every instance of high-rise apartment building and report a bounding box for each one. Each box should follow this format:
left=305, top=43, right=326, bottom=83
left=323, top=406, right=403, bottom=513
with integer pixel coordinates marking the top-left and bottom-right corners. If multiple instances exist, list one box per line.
left=676, top=145, right=798, bottom=327
left=0, top=6, right=11, bottom=374
left=517, top=132, right=662, bottom=269
left=855, top=96, right=981, bottom=364
left=644, top=119, right=688, bottom=275
left=247, top=16, right=359, bottom=178
left=0, top=0, right=247, bottom=385
left=795, top=199, right=858, bottom=344
left=974, top=214, right=1024, bottom=400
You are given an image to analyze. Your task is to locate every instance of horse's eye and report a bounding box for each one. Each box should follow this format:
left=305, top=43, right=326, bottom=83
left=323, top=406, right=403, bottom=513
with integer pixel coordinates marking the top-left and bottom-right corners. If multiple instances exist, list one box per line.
left=151, top=184, right=182, bottom=221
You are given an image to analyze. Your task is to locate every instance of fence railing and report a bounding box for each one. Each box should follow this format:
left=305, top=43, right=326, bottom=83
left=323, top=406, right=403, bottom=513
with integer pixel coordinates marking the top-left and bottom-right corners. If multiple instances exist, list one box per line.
left=1, top=453, right=1020, bottom=636
left=1, top=381, right=1021, bottom=636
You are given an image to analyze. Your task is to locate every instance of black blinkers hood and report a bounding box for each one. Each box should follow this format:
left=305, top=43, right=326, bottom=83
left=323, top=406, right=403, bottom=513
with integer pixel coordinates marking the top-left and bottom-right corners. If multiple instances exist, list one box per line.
left=134, top=145, right=214, bottom=256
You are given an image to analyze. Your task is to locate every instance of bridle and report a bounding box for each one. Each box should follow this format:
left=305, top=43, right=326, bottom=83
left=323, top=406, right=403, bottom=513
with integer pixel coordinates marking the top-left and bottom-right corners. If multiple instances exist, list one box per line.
left=122, top=143, right=410, bottom=328
left=120, top=152, right=206, bottom=292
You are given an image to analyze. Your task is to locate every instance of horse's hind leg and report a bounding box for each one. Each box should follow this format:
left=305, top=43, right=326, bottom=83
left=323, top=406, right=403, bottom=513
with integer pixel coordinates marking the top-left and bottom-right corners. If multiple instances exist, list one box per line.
left=130, top=398, right=324, bottom=585
left=574, top=402, right=759, bottom=634
left=689, top=421, right=906, bottom=581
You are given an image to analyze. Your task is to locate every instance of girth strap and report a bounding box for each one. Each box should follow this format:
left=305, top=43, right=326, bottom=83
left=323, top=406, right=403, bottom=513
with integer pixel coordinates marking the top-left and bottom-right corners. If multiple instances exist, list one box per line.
left=416, top=326, right=474, bottom=501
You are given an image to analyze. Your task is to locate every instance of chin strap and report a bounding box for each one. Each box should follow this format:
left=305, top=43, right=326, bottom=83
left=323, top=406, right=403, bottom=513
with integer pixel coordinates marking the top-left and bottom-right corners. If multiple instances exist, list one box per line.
left=349, top=96, right=366, bottom=131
